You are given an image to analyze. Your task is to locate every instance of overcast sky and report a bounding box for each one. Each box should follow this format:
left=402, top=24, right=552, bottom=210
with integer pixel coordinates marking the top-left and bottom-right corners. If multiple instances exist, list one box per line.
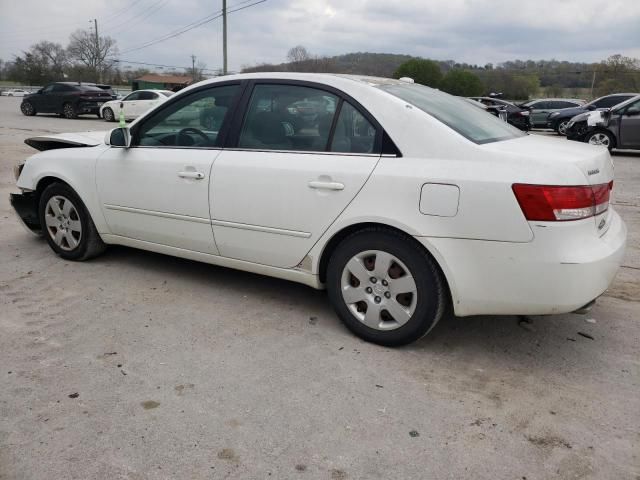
left=1, top=0, right=639, bottom=73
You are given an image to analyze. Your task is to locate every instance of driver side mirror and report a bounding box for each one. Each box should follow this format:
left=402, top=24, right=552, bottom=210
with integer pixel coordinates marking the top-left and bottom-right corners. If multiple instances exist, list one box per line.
left=586, top=104, right=596, bottom=110
left=105, top=127, right=131, bottom=148
left=37, top=89, right=43, bottom=94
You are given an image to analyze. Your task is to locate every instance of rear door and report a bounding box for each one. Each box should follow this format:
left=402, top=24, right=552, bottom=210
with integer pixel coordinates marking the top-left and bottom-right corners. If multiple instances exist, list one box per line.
left=618, top=99, right=640, bottom=148
left=530, top=101, right=549, bottom=126
left=210, top=81, right=382, bottom=268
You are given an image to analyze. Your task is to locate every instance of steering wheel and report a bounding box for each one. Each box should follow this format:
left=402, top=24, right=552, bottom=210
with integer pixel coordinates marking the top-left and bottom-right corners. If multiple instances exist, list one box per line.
left=177, top=127, right=209, bottom=146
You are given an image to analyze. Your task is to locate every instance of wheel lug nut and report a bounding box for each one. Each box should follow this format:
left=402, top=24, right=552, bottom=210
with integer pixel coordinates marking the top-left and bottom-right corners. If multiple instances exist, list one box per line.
left=370, top=277, right=377, bottom=283
left=384, top=292, right=391, bottom=299
left=365, top=287, right=372, bottom=294
left=382, top=280, right=388, bottom=286
left=374, top=296, right=381, bottom=303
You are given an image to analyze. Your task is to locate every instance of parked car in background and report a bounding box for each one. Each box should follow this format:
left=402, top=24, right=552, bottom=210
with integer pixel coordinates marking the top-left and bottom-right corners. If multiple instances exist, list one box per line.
left=10, top=73, right=626, bottom=346
left=566, top=95, right=640, bottom=150
left=468, top=97, right=531, bottom=131
left=20, top=82, right=113, bottom=119
left=95, top=84, right=118, bottom=100
left=547, top=93, right=639, bottom=135
left=463, top=97, right=508, bottom=121
left=519, top=98, right=585, bottom=128
left=2, top=88, right=30, bottom=97
left=100, top=89, right=173, bottom=122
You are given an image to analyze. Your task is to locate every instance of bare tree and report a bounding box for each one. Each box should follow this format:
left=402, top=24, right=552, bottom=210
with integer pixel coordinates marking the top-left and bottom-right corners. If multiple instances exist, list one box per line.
left=187, top=61, right=207, bottom=82
left=33, top=41, right=68, bottom=79
left=287, top=45, right=310, bottom=64
left=67, top=29, right=118, bottom=82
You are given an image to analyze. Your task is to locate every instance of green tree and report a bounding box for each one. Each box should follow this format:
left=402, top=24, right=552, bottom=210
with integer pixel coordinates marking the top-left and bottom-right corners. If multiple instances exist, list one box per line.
left=440, top=70, right=484, bottom=96
left=394, top=59, right=442, bottom=88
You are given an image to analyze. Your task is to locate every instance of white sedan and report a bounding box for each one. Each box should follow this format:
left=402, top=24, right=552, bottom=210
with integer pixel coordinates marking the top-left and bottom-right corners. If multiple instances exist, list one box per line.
left=2, top=88, right=30, bottom=97
left=99, top=89, right=173, bottom=122
left=10, top=73, right=627, bottom=346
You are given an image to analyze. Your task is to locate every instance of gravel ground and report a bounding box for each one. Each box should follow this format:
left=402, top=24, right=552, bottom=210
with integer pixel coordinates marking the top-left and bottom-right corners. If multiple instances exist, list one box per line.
left=0, top=96, right=638, bottom=480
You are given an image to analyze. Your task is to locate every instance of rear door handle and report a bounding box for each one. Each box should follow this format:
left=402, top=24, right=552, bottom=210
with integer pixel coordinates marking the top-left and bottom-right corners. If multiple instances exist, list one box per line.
left=178, top=171, right=205, bottom=180
left=308, top=180, right=344, bottom=191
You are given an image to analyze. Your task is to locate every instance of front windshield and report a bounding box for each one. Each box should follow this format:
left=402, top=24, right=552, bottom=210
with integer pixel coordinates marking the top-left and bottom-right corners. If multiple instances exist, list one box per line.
left=379, top=84, right=524, bottom=144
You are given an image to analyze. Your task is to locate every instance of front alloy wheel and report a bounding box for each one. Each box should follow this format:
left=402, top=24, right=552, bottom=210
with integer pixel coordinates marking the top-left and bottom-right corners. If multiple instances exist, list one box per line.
left=587, top=131, right=613, bottom=150
left=21, top=101, right=35, bottom=116
left=102, top=107, right=115, bottom=122
left=557, top=120, right=570, bottom=135
left=44, top=196, right=82, bottom=251
left=39, top=183, right=106, bottom=261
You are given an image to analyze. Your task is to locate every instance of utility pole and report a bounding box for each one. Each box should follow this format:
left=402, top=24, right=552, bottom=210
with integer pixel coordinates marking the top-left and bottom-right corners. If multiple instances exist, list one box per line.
left=222, top=0, right=228, bottom=75
left=590, top=70, right=596, bottom=99
left=93, top=18, right=100, bottom=82
left=191, top=54, right=196, bottom=80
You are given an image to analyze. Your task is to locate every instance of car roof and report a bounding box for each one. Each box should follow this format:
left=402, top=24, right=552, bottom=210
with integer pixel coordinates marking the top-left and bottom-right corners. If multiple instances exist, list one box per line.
left=526, top=98, right=584, bottom=102
left=611, top=94, right=640, bottom=109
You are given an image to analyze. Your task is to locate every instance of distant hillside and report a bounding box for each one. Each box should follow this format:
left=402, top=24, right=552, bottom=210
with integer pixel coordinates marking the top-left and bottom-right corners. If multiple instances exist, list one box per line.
left=242, top=52, right=417, bottom=77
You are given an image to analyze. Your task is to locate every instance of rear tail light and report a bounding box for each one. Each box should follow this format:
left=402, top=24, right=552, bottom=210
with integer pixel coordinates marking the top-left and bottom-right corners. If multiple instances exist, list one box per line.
left=512, top=182, right=612, bottom=221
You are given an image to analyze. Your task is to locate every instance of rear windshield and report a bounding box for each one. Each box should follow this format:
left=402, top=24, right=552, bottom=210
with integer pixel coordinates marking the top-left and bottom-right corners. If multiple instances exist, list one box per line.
left=378, top=83, right=525, bottom=144
left=77, top=85, right=104, bottom=92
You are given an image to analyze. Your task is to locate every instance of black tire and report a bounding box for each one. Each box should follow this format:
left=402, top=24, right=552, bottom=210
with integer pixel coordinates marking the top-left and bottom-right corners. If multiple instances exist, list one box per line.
left=38, top=182, right=106, bottom=261
left=62, top=102, right=77, bottom=119
left=102, top=107, right=115, bottom=122
left=20, top=101, right=36, bottom=116
left=586, top=130, right=615, bottom=151
left=556, top=119, right=570, bottom=136
left=326, top=228, right=446, bottom=346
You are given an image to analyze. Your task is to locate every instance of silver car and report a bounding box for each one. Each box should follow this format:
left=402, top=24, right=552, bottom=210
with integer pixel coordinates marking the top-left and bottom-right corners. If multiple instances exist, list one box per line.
left=520, top=98, right=585, bottom=128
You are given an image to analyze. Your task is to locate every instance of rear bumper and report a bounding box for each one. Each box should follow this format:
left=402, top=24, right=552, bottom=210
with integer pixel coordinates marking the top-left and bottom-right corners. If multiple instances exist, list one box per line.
left=417, top=209, right=627, bottom=316
left=9, top=192, right=41, bottom=234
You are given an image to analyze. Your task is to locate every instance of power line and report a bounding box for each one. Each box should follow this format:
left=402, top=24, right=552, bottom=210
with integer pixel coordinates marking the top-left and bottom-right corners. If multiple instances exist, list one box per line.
left=118, top=0, right=267, bottom=55
left=103, top=0, right=170, bottom=36
left=111, top=58, right=237, bottom=74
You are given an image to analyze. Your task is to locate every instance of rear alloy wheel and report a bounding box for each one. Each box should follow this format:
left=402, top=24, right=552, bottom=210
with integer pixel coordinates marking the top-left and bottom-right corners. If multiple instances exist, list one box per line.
left=102, top=107, right=115, bottom=122
left=587, top=131, right=614, bottom=151
left=327, top=228, right=446, bottom=346
left=557, top=119, right=570, bottom=135
left=63, top=102, right=77, bottom=119
left=39, top=183, right=106, bottom=261
left=21, top=101, right=36, bottom=116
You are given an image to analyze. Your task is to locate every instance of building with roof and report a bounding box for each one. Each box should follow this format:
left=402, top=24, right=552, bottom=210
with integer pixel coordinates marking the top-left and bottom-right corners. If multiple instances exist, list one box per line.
left=132, top=74, right=193, bottom=92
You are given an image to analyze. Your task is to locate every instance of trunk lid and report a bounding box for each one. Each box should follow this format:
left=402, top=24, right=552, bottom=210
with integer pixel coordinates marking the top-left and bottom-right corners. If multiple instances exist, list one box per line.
left=483, top=134, right=614, bottom=235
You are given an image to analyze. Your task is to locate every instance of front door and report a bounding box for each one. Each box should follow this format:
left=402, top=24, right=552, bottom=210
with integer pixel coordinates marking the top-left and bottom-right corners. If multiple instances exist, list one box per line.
left=96, top=83, right=242, bottom=254
left=211, top=82, right=381, bottom=268
left=618, top=99, right=640, bottom=149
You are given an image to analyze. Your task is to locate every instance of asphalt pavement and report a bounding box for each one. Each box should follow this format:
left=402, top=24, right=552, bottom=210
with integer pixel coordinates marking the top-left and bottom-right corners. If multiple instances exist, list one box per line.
left=0, top=96, right=638, bottom=480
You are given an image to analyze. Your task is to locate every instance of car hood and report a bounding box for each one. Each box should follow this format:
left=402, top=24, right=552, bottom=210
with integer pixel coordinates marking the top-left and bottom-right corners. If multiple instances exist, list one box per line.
left=25, top=131, right=108, bottom=151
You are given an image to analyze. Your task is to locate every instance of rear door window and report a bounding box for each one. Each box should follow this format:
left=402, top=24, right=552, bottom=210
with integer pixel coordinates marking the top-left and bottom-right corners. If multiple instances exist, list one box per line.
left=238, top=84, right=339, bottom=152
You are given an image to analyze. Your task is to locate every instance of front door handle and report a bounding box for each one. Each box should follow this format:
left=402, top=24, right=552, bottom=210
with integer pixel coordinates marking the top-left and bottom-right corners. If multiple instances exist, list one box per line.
left=178, top=171, right=205, bottom=180
left=308, top=180, right=344, bottom=191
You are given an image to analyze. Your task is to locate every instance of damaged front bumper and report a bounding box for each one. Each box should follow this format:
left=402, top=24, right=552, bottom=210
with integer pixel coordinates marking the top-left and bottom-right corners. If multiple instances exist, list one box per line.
left=9, top=191, right=41, bottom=235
